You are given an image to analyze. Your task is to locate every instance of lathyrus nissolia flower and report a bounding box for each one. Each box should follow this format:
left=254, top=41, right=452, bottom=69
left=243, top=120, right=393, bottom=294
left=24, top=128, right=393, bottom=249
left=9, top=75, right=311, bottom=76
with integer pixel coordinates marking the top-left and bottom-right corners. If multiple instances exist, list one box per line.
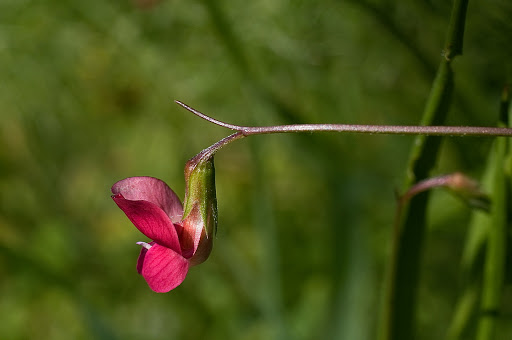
left=111, top=156, right=217, bottom=293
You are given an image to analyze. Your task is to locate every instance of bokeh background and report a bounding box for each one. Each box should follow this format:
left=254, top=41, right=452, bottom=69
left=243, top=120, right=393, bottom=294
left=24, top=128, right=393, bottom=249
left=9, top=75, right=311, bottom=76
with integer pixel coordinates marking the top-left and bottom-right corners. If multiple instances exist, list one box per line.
left=1, top=1, right=512, bottom=339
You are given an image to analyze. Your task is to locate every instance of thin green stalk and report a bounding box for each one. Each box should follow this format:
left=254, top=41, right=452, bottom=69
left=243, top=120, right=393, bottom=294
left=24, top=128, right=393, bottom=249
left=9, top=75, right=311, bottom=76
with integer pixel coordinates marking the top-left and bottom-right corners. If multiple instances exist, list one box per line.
left=446, top=284, right=479, bottom=340
left=379, top=1, right=469, bottom=340
left=475, top=135, right=507, bottom=340
left=446, top=87, right=510, bottom=340
left=475, top=87, right=510, bottom=340
left=447, top=140, right=496, bottom=340
left=444, top=0, right=469, bottom=61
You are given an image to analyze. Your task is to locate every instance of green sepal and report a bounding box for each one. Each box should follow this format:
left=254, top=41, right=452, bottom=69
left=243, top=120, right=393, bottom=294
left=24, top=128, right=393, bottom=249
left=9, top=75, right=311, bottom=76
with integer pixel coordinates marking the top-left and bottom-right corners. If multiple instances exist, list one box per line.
left=182, top=155, right=218, bottom=238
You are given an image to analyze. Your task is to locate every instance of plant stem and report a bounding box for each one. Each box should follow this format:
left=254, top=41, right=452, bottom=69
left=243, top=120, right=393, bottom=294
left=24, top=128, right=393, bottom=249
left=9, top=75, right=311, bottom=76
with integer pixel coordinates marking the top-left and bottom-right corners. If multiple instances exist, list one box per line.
left=379, top=1, right=469, bottom=340
left=176, top=100, right=512, bottom=138
left=444, top=0, right=469, bottom=60
left=475, top=86, right=510, bottom=340
left=475, top=136, right=507, bottom=340
left=187, top=131, right=245, bottom=166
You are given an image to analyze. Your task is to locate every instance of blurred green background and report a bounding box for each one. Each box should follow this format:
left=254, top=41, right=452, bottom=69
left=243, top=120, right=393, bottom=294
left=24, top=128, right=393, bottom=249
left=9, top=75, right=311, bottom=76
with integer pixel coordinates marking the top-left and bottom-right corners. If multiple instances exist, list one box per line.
left=1, top=1, right=511, bottom=339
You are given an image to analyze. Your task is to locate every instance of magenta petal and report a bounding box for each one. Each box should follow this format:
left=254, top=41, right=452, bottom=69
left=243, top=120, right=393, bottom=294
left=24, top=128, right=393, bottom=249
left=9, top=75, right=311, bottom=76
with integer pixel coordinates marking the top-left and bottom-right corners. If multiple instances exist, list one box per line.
left=112, top=177, right=183, bottom=223
left=140, top=244, right=190, bottom=293
left=112, top=194, right=181, bottom=252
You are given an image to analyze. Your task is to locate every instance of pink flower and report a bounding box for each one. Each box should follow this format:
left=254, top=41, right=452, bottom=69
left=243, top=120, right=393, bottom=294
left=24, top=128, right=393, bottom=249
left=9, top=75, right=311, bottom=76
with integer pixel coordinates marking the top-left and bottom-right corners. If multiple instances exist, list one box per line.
left=111, top=158, right=217, bottom=292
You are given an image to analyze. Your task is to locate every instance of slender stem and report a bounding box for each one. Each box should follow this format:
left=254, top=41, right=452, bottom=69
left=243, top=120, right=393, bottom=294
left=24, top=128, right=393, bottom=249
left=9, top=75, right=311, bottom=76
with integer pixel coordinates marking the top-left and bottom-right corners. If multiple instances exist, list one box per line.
left=188, top=131, right=245, bottom=166
left=475, top=85, right=511, bottom=340
left=242, top=124, right=512, bottom=137
left=475, top=136, right=507, bottom=340
left=176, top=101, right=244, bottom=130
left=176, top=100, right=512, bottom=138
left=381, top=1, right=469, bottom=340
left=443, top=0, right=469, bottom=60
left=399, top=173, right=464, bottom=203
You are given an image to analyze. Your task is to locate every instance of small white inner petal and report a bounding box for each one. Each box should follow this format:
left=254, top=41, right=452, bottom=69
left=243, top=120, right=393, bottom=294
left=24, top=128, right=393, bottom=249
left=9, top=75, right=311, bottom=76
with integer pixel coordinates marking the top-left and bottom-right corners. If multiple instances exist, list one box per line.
left=136, top=241, right=152, bottom=250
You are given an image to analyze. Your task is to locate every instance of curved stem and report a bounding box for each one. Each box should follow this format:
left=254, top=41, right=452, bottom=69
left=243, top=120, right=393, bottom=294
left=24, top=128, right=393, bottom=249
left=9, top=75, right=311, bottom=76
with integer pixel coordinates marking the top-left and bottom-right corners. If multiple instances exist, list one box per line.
left=188, top=131, right=245, bottom=166
left=176, top=100, right=512, bottom=138
left=176, top=101, right=243, bottom=130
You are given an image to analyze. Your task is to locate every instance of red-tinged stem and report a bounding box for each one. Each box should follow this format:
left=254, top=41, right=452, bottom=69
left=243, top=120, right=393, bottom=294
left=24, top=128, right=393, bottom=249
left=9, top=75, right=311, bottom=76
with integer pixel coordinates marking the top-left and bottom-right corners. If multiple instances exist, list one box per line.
left=176, top=100, right=512, bottom=140
left=187, top=131, right=245, bottom=166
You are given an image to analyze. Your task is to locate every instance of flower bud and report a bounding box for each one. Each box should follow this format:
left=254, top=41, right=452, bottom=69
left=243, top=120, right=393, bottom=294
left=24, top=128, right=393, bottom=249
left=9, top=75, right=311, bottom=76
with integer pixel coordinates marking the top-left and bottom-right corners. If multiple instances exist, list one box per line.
left=180, top=155, right=218, bottom=265
left=445, top=172, right=490, bottom=211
